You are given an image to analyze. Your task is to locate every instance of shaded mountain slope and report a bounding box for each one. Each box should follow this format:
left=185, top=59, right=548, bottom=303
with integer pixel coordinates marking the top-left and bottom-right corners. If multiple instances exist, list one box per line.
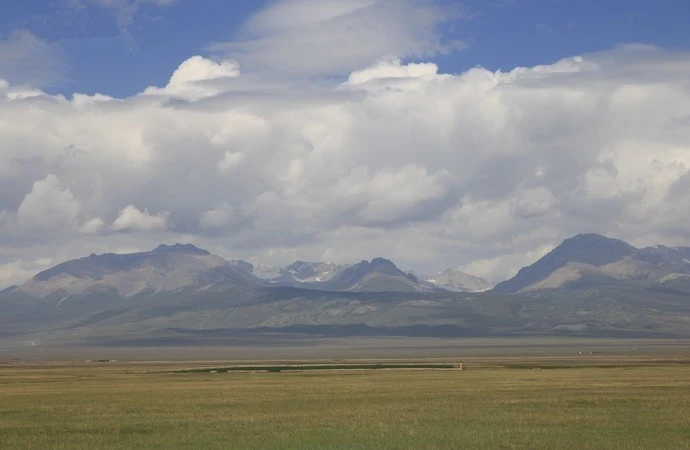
left=495, top=234, right=637, bottom=293
left=320, top=258, right=430, bottom=292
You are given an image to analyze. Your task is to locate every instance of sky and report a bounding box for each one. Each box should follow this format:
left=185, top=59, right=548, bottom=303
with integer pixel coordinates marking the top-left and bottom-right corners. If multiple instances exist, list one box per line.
left=1, top=0, right=690, bottom=287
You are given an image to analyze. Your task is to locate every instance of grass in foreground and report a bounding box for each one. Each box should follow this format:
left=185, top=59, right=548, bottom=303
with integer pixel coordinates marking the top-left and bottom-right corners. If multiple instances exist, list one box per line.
left=1, top=359, right=689, bottom=449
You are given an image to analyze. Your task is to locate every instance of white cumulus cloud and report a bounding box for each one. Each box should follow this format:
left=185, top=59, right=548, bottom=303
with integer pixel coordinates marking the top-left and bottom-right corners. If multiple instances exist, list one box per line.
left=111, top=205, right=169, bottom=231
left=144, top=56, right=241, bottom=100
left=16, top=175, right=80, bottom=231
left=1, top=43, right=690, bottom=286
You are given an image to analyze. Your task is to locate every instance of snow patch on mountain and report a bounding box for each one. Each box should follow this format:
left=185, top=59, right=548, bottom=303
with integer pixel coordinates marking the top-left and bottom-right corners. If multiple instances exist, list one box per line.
left=422, top=269, right=493, bottom=292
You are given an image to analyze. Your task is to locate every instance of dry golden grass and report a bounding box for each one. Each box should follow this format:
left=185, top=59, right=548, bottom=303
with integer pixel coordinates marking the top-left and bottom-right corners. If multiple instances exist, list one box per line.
left=1, top=358, right=690, bottom=449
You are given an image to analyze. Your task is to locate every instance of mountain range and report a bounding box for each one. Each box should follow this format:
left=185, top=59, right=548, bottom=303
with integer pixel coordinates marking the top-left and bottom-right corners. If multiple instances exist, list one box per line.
left=8, top=247, right=491, bottom=300
left=1, top=233, right=689, bottom=346
left=233, top=259, right=491, bottom=293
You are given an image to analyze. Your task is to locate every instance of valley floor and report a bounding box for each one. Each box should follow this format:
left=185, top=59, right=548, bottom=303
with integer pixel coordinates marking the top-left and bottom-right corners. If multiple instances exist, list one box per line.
left=4, top=336, right=690, bottom=361
left=1, top=350, right=690, bottom=449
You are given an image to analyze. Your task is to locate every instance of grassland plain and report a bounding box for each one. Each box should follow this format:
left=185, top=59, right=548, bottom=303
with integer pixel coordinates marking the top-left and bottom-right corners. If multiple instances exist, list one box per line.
left=1, top=358, right=690, bottom=449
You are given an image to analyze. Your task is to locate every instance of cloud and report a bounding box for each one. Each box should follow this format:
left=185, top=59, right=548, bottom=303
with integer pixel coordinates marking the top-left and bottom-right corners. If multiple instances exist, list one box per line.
left=1, top=46, right=690, bottom=287
left=199, top=202, right=238, bottom=230
left=217, top=151, right=245, bottom=174
left=69, top=0, right=176, bottom=32
left=334, top=164, right=453, bottom=226
left=16, top=175, right=80, bottom=230
left=345, top=58, right=445, bottom=86
left=111, top=205, right=169, bottom=231
left=143, top=55, right=241, bottom=100
left=80, top=217, right=105, bottom=234
left=0, top=30, right=66, bottom=87
left=207, top=0, right=463, bottom=76
left=0, top=259, right=54, bottom=289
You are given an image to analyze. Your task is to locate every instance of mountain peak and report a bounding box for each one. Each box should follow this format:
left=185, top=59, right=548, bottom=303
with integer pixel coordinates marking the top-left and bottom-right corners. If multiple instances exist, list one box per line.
left=556, top=234, right=635, bottom=257
left=494, top=233, right=637, bottom=293
left=569, top=233, right=623, bottom=243
left=370, top=257, right=397, bottom=268
left=282, top=261, right=344, bottom=283
left=21, top=243, right=255, bottom=299
left=153, top=243, right=210, bottom=255
left=320, top=257, right=425, bottom=292
left=284, top=261, right=310, bottom=271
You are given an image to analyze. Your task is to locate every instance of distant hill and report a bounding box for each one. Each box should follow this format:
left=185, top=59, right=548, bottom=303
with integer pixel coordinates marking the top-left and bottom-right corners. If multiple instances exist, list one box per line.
left=494, top=234, right=690, bottom=294
left=317, top=258, right=431, bottom=292
left=20, top=244, right=257, bottom=299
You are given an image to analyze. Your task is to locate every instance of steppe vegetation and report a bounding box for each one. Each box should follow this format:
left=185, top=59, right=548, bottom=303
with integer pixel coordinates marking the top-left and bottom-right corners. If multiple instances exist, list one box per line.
left=2, top=356, right=689, bottom=449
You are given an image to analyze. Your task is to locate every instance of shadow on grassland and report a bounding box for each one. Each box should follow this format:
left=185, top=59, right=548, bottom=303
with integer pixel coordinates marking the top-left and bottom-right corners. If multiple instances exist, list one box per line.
left=86, top=323, right=682, bottom=347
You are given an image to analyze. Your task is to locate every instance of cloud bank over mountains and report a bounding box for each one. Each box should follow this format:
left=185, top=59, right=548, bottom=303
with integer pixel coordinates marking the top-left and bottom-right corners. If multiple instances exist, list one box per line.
left=1, top=0, right=689, bottom=288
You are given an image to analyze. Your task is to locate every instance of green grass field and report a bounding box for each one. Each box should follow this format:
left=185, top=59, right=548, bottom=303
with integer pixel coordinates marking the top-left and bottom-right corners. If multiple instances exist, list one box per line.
left=2, top=358, right=690, bottom=449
